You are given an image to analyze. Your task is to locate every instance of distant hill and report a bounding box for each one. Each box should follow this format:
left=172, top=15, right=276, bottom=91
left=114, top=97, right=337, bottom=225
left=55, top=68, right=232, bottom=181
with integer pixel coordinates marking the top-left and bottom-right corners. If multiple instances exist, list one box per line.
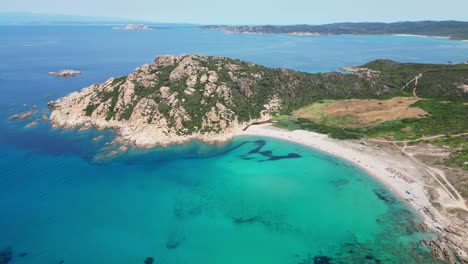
left=201, top=21, right=468, bottom=40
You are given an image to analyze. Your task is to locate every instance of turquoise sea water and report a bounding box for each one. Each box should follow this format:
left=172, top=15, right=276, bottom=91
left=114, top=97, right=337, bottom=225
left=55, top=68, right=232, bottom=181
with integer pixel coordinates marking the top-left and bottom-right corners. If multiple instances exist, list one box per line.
left=1, top=26, right=467, bottom=263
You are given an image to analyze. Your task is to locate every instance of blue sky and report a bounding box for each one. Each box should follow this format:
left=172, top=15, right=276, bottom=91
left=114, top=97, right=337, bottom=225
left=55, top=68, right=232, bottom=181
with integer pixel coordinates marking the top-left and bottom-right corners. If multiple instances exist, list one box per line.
left=1, top=0, right=467, bottom=24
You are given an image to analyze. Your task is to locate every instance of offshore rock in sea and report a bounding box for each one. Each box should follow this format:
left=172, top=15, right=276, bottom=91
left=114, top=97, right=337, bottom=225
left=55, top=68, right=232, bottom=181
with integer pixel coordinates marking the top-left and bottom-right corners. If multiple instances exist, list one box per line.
left=9, top=110, right=34, bottom=120
left=48, top=70, right=81, bottom=77
left=25, top=119, right=40, bottom=128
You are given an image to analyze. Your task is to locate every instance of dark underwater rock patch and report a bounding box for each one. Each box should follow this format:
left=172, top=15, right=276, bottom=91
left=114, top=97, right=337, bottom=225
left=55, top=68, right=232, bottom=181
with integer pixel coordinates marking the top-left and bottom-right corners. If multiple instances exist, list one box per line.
left=313, top=256, right=332, bottom=264
left=329, top=179, right=350, bottom=187
left=231, top=214, right=299, bottom=233
left=266, top=153, right=302, bottom=161
left=166, top=240, right=180, bottom=250
left=365, top=254, right=382, bottom=263
left=232, top=216, right=261, bottom=224
left=328, top=179, right=349, bottom=188
left=240, top=140, right=302, bottom=162
left=297, top=254, right=332, bottom=264
left=373, top=189, right=396, bottom=205
left=0, top=247, right=12, bottom=264
left=144, top=257, right=154, bottom=264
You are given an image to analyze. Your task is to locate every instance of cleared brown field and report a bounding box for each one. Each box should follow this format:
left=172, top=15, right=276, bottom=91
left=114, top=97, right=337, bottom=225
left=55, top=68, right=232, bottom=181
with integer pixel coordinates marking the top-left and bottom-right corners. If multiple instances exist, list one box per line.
left=292, top=97, right=429, bottom=128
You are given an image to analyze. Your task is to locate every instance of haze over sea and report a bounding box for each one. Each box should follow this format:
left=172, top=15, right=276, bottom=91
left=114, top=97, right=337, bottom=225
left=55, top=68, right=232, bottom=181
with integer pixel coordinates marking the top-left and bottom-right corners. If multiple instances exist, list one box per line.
left=1, top=25, right=467, bottom=263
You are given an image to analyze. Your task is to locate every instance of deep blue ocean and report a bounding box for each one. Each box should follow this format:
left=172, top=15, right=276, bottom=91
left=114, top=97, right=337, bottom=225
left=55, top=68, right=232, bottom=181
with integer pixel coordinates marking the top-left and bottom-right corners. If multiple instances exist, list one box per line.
left=1, top=25, right=467, bottom=264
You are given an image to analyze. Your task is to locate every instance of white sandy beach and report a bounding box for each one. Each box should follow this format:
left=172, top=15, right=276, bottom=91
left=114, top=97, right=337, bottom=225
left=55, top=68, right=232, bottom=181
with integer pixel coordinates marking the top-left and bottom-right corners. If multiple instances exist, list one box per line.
left=236, top=124, right=465, bottom=233
left=392, top=34, right=450, bottom=39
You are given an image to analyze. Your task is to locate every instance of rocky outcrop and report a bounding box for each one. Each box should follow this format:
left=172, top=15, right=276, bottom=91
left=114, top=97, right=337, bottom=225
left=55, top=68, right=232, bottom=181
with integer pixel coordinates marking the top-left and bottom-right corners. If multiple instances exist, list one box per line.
left=49, top=55, right=287, bottom=148
left=341, top=66, right=381, bottom=79
left=9, top=111, right=34, bottom=120
left=25, top=119, right=39, bottom=128
left=48, top=70, right=81, bottom=77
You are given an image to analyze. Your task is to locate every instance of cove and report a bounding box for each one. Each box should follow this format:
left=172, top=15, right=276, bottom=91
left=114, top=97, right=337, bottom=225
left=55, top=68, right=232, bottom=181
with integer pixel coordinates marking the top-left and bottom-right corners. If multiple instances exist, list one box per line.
left=0, top=133, right=440, bottom=263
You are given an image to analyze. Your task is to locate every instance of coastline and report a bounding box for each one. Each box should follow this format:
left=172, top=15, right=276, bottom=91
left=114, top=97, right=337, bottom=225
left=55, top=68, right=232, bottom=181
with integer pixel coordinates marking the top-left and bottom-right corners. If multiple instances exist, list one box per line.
left=391, top=34, right=450, bottom=39
left=236, top=124, right=438, bottom=223
left=48, top=115, right=468, bottom=261
left=215, top=29, right=467, bottom=41
left=235, top=123, right=468, bottom=261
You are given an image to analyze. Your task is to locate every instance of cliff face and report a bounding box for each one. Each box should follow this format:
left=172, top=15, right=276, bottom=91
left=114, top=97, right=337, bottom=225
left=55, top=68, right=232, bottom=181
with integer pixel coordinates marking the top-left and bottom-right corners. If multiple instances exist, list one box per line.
left=49, top=55, right=413, bottom=148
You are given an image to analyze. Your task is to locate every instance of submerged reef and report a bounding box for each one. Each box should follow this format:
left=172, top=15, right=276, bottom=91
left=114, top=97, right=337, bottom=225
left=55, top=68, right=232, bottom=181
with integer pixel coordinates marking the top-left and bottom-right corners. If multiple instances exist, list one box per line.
left=373, top=189, right=397, bottom=205
left=0, top=247, right=12, bottom=264
left=240, top=140, right=302, bottom=161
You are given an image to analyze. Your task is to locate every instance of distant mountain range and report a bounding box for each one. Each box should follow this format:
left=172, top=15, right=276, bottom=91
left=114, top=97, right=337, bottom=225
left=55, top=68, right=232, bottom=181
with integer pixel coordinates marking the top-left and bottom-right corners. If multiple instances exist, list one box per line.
left=201, top=21, right=468, bottom=40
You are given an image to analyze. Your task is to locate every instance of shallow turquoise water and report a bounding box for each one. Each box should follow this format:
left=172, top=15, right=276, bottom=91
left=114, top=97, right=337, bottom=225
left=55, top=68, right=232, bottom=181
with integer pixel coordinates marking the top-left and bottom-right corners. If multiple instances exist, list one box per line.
left=0, top=134, right=439, bottom=263
left=1, top=25, right=465, bottom=263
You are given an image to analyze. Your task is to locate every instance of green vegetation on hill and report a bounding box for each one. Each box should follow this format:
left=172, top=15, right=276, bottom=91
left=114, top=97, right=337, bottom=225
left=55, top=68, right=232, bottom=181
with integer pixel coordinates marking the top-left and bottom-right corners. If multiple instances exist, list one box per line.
left=444, top=149, right=468, bottom=170
left=274, top=59, right=467, bottom=145
left=363, top=60, right=468, bottom=100
left=276, top=98, right=468, bottom=171
left=85, top=56, right=466, bottom=138
left=276, top=100, right=467, bottom=140
left=91, top=56, right=407, bottom=129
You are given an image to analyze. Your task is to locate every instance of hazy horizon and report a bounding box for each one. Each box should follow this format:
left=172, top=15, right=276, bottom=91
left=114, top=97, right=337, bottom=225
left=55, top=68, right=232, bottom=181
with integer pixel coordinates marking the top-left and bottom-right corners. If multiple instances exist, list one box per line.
left=1, top=0, right=468, bottom=25
left=1, top=12, right=468, bottom=26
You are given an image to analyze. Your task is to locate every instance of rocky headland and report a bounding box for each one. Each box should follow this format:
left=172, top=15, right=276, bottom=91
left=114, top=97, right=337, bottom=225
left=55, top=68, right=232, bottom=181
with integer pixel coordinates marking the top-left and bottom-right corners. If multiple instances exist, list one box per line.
left=49, top=54, right=390, bottom=148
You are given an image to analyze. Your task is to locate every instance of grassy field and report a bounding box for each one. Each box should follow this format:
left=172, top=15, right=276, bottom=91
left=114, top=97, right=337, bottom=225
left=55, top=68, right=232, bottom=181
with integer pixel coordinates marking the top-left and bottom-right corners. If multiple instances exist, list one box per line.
left=276, top=99, right=467, bottom=139
left=289, top=97, right=427, bottom=128
left=275, top=98, right=468, bottom=169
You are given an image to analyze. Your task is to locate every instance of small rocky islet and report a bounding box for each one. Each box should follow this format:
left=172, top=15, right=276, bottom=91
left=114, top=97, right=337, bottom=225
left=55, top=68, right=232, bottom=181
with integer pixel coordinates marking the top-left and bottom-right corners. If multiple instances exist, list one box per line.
left=8, top=105, right=49, bottom=128
left=48, top=70, right=81, bottom=77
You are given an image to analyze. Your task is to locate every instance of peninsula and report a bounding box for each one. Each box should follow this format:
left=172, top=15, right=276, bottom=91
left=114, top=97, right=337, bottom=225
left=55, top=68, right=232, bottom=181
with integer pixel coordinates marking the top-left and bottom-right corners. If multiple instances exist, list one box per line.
left=49, top=54, right=468, bottom=262
left=201, top=21, right=468, bottom=40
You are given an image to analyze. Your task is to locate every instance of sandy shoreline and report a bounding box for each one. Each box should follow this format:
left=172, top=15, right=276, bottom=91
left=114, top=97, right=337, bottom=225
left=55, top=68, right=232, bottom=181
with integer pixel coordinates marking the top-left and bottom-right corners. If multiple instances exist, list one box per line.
left=392, top=34, right=450, bottom=39
left=56, top=119, right=467, bottom=260
left=215, top=30, right=467, bottom=41
left=236, top=124, right=459, bottom=229
left=236, top=124, right=468, bottom=260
